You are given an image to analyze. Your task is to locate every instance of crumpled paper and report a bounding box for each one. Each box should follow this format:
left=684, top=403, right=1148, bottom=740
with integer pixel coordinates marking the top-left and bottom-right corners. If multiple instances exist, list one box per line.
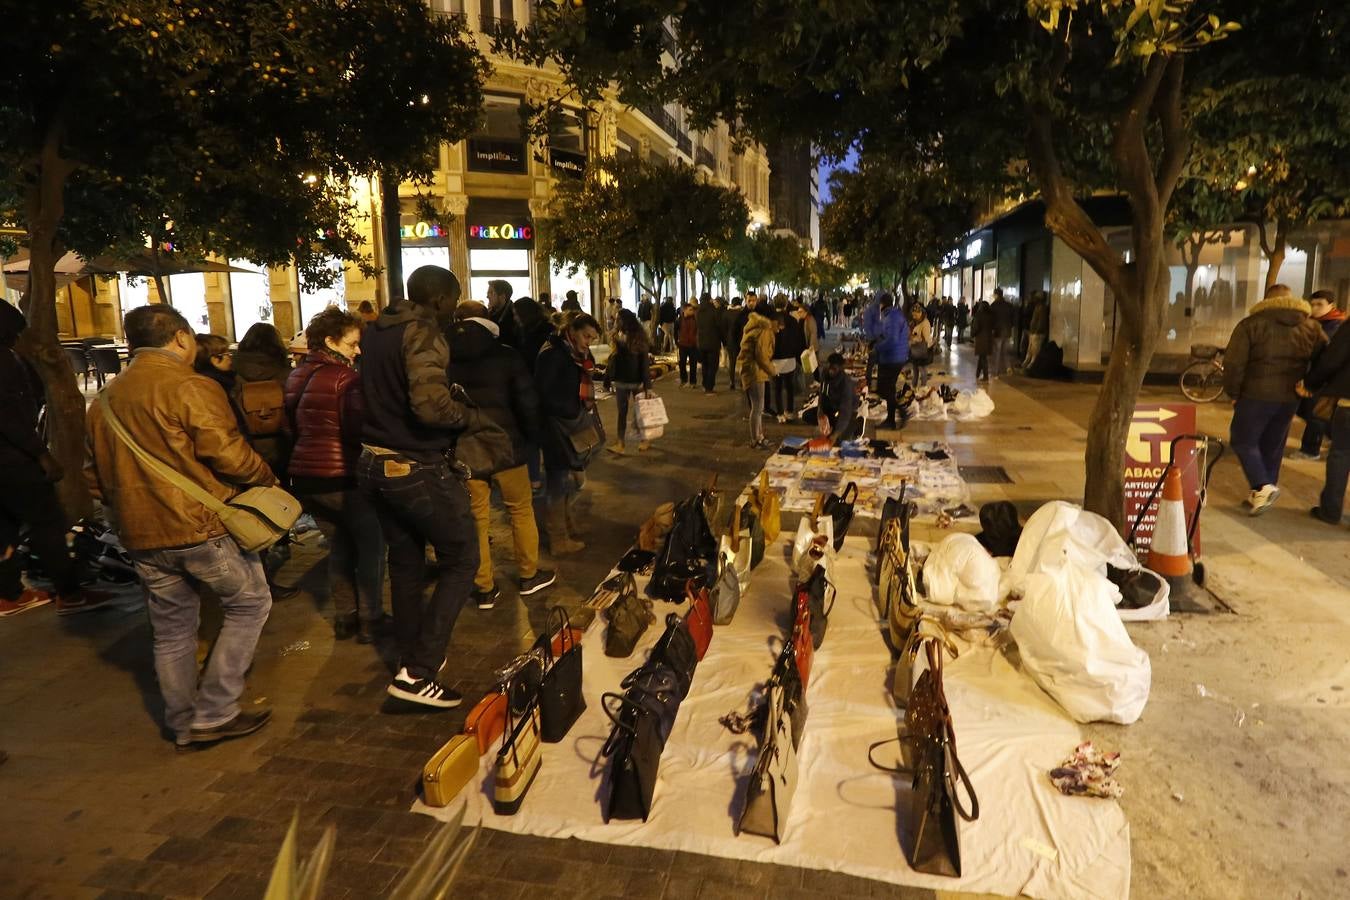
left=1048, top=741, right=1123, bottom=799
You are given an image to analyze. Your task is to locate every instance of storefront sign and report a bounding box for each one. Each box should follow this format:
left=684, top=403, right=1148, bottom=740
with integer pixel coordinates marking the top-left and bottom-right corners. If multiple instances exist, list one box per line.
left=1123, top=403, right=1201, bottom=555
left=399, top=220, right=446, bottom=241
left=941, top=250, right=960, bottom=269
left=965, top=238, right=984, bottom=260
left=549, top=148, right=587, bottom=177
left=467, top=138, right=527, bottom=174
left=468, top=222, right=533, bottom=241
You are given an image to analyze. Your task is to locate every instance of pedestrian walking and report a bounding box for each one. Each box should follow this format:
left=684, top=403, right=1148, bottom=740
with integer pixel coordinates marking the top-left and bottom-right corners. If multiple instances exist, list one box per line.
left=971, top=298, right=993, bottom=382
left=486, top=279, right=521, bottom=350
left=955, top=299, right=969, bottom=344
left=536, top=313, right=604, bottom=555
left=286, top=306, right=388, bottom=643
left=1296, top=289, right=1346, bottom=459
left=940, top=296, right=956, bottom=347
left=1224, top=284, right=1327, bottom=515
left=658, top=295, right=678, bottom=352
left=676, top=302, right=699, bottom=388
left=86, top=305, right=278, bottom=746
left=721, top=296, right=743, bottom=389
left=738, top=305, right=779, bottom=448
left=605, top=310, right=654, bottom=454
left=907, top=303, right=935, bottom=386
left=358, top=265, right=484, bottom=709
left=811, top=294, right=830, bottom=343
left=1021, top=290, right=1050, bottom=370
left=990, top=289, right=1015, bottom=376
left=696, top=294, right=723, bottom=394
left=875, top=294, right=911, bottom=429
left=447, top=302, right=556, bottom=609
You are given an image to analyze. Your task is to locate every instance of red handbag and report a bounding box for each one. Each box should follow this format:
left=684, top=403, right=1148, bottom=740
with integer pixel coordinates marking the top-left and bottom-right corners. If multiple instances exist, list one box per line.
left=792, top=594, right=814, bottom=688
left=684, top=580, right=714, bottom=660
left=464, top=690, right=508, bottom=754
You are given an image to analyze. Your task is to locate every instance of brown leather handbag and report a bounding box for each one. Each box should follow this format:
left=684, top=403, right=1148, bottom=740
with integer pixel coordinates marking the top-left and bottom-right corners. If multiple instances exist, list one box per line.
left=464, top=690, right=508, bottom=755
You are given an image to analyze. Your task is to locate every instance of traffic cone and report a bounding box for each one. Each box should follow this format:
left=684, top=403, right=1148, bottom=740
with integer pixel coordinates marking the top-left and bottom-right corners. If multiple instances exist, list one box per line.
left=1146, top=467, right=1192, bottom=602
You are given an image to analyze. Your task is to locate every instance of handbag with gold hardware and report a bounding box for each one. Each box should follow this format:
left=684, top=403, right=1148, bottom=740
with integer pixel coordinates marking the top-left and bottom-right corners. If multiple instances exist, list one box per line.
left=464, top=690, right=508, bottom=755
left=493, top=700, right=543, bottom=815
left=422, top=733, right=480, bottom=808
left=751, top=470, right=782, bottom=544
left=894, top=616, right=959, bottom=709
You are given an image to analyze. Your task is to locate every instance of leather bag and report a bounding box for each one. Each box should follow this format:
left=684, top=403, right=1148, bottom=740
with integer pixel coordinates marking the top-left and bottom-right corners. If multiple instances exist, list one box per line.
left=719, top=502, right=754, bottom=594
left=702, top=474, right=736, bottom=539
left=793, top=564, right=836, bottom=650
left=618, top=660, right=686, bottom=746
left=647, top=495, right=718, bottom=601
left=894, top=617, right=959, bottom=709
left=449, top=384, right=515, bottom=479
left=550, top=403, right=606, bottom=471
left=464, top=690, right=508, bottom=755
left=535, top=607, right=587, bottom=743
left=493, top=701, right=542, bottom=815
left=710, top=553, right=741, bottom=626
left=737, top=682, right=799, bottom=843
left=821, top=481, right=859, bottom=551
left=652, top=612, right=699, bottom=697
left=791, top=597, right=814, bottom=689
left=422, top=734, right=480, bottom=807
left=770, top=640, right=809, bottom=748
left=603, top=573, right=655, bottom=658
left=684, top=581, right=714, bottom=660
left=97, top=393, right=301, bottom=553
left=751, top=471, right=782, bottom=544
left=600, top=690, right=663, bottom=821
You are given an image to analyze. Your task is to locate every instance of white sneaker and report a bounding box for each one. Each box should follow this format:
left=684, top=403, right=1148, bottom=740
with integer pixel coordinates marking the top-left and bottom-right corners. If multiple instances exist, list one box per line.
left=387, top=667, right=461, bottom=708
left=1248, top=485, right=1280, bottom=516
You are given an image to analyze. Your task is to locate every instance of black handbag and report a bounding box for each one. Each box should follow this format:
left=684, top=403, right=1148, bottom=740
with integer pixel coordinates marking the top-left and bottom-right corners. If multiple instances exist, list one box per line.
left=647, top=495, right=718, bottom=601
left=651, top=612, right=698, bottom=697
left=769, top=640, right=809, bottom=748
left=603, top=573, right=655, bottom=658
left=550, top=403, right=606, bottom=471
left=618, top=660, right=686, bottom=746
left=600, top=690, right=663, bottom=822
left=535, top=607, right=586, bottom=743
left=791, top=564, right=835, bottom=650
left=821, top=481, right=858, bottom=551
left=742, top=504, right=766, bottom=569
left=449, top=384, right=515, bottom=479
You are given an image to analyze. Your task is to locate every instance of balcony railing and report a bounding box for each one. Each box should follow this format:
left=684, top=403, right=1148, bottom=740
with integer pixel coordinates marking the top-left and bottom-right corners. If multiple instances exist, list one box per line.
left=479, top=15, right=516, bottom=36
left=696, top=146, right=715, bottom=170
left=638, top=103, right=679, bottom=140
left=676, top=131, right=693, bottom=157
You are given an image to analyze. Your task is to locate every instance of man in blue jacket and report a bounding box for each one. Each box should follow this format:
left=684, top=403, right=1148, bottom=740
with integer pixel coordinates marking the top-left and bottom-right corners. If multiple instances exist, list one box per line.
left=874, top=293, right=911, bottom=429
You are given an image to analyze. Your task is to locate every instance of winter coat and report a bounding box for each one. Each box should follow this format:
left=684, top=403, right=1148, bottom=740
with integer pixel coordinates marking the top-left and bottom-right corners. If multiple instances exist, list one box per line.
left=447, top=319, right=542, bottom=471
left=737, top=311, right=777, bottom=386
left=604, top=332, right=653, bottom=390
left=1316, top=309, right=1346, bottom=339
left=1305, top=317, right=1350, bottom=400
left=730, top=306, right=751, bottom=352
left=862, top=300, right=883, bottom=341
left=971, top=302, right=994, bottom=355
left=285, top=351, right=364, bottom=491
left=232, top=349, right=291, bottom=386
left=0, top=347, right=47, bottom=471
left=535, top=332, right=596, bottom=467
left=696, top=300, right=723, bottom=351
left=85, top=349, right=277, bottom=551
left=677, top=310, right=699, bottom=349
left=518, top=318, right=554, bottom=373
left=774, top=312, right=807, bottom=361
left=659, top=299, right=678, bottom=325
left=820, top=368, right=857, bottom=442
left=990, top=298, right=1016, bottom=338
left=489, top=301, right=521, bottom=351
left=721, top=305, right=742, bottom=347
left=875, top=308, right=911, bottom=366
left=1224, top=296, right=1327, bottom=402
left=909, top=317, right=934, bottom=352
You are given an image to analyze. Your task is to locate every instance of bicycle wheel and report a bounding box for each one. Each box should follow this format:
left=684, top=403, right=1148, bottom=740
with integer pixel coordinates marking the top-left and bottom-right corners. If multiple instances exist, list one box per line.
left=1180, top=361, right=1224, bottom=403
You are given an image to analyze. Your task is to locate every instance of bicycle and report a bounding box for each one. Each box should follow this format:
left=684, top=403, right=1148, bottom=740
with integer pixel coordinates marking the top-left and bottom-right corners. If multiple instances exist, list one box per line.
left=1179, top=344, right=1226, bottom=403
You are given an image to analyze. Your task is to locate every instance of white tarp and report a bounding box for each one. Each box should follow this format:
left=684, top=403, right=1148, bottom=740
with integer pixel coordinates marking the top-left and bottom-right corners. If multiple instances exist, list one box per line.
left=413, top=536, right=1131, bottom=899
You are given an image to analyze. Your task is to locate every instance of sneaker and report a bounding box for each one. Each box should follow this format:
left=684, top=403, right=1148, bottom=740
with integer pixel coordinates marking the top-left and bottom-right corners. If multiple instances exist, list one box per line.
left=1248, top=484, right=1280, bottom=516
left=472, top=586, right=501, bottom=610
left=704, top=389, right=716, bottom=396
left=0, top=589, right=53, bottom=617
left=1310, top=506, right=1341, bottom=525
left=519, top=570, right=557, bottom=597
left=188, top=708, right=272, bottom=746
left=54, top=589, right=114, bottom=616
left=606, top=441, right=626, bottom=455
left=387, top=668, right=462, bottom=709
left=1293, top=450, right=1322, bottom=461
left=637, top=441, right=651, bottom=452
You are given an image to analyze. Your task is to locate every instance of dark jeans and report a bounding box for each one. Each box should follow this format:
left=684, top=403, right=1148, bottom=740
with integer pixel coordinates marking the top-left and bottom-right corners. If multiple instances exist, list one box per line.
left=300, top=488, right=386, bottom=624
left=1318, top=406, right=1350, bottom=520
left=774, top=369, right=796, bottom=416
left=976, top=353, right=990, bottom=381
left=700, top=349, right=719, bottom=390
left=1229, top=398, right=1299, bottom=490
left=614, top=385, right=638, bottom=443
left=1299, top=397, right=1328, bottom=455
left=678, top=347, right=698, bottom=384
left=0, top=464, right=77, bottom=598
left=724, top=344, right=739, bottom=389
left=357, top=451, right=477, bottom=681
left=878, top=363, right=904, bottom=425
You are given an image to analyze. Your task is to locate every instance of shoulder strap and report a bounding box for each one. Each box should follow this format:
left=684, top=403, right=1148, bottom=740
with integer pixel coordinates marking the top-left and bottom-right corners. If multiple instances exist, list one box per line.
left=97, top=392, right=231, bottom=516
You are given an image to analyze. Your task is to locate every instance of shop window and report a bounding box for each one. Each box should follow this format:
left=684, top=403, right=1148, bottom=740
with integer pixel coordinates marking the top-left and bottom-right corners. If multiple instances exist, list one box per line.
left=548, top=107, right=589, bottom=178
left=550, top=260, right=590, bottom=312
left=469, top=94, right=527, bottom=173
left=469, top=247, right=531, bottom=305
left=228, top=260, right=272, bottom=341
left=298, top=259, right=347, bottom=332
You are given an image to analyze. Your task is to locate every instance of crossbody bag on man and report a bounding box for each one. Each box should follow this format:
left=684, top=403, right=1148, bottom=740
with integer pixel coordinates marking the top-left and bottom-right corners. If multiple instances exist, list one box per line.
left=98, top=393, right=301, bottom=553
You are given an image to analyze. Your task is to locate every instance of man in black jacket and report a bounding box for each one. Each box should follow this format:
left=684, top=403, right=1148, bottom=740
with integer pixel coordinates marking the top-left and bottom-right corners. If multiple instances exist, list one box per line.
left=448, top=302, right=555, bottom=609
left=358, top=265, right=484, bottom=709
left=695, top=294, right=723, bottom=394
left=485, top=279, right=520, bottom=352
left=658, top=295, right=678, bottom=352
left=1303, top=313, right=1350, bottom=525
left=722, top=296, right=744, bottom=389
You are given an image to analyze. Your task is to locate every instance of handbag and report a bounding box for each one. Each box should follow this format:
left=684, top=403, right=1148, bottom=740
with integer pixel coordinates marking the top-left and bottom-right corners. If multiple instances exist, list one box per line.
left=647, top=495, right=718, bottom=601
left=792, top=564, right=835, bottom=650
left=719, top=502, right=754, bottom=593
left=737, top=682, right=799, bottom=842
left=449, top=384, right=515, bottom=479
left=422, top=733, right=480, bottom=808
left=791, top=597, right=814, bottom=689
left=493, top=700, right=542, bottom=815
left=464, top=690, right=508, bottom=755
left=603, top=573, right=655, bottom=657
left=684, top=581, right=714, bottom=660
left=97, top=393, right=301, bottom=554
left=638, top=502, right=676, bottom=552
left=550, top=403, right=606, bottom=471
left=770, top=639, right=809, bottom=747
left=894, top=616, right=959, bottom=708
left=618, top=660, right=686, bottom=745
left=710, top=553, right=741, bottom=626
left=652, top=612, right=699, bottom=697
left=701, top=474, right=736, bottom=539
left=600, top=690, right=663, bottom=821
left=750, top=471, right=782, bottom=544
left=535, top=606, right=586, bottom=743
left=791, top=507, right=834, bottom=584
left=821, top=481, right=858, bottom=551
left=742, top=503, right=766, bottom=570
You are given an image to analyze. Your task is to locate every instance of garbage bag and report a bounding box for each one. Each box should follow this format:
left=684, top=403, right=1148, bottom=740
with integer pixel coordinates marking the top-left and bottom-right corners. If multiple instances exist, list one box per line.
left=1010, top=562, right=1152, bottom=724
left=1009, top=501, right=1138, bottom=584
left=951, top=388, right=995, bottom=420
left=922, top=532, right=1002, bottom=613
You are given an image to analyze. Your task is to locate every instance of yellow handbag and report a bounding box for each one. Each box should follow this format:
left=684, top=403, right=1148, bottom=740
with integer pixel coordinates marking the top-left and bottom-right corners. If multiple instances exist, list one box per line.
left=753, top=470, right=782, bottom=544
left=422, top=734, right=481, bottom=808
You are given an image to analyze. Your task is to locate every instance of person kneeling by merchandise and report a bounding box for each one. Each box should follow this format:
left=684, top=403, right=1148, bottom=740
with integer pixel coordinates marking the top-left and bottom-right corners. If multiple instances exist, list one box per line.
left=802, top=352, right=862, bottom=446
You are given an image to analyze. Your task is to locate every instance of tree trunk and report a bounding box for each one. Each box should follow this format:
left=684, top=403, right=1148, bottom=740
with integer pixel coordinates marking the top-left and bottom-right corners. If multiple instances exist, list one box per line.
left=380, top=170, right=405, bottom=303
left=1262, top=220, right=1289, bottom=290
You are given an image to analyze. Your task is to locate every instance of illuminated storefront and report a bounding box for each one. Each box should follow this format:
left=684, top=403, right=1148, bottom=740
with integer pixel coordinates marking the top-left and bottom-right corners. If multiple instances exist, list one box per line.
left=466, top=199, right=535, bottom=303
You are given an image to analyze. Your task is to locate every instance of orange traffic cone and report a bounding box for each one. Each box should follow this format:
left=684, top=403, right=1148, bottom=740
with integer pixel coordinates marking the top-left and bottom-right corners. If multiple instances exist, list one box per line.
left=1146, top=467, right=1192, bottom=600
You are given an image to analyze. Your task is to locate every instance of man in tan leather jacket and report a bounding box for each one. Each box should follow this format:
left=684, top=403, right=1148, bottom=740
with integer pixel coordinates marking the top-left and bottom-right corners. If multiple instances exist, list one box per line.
left=86, top=305, right=278, bottom=750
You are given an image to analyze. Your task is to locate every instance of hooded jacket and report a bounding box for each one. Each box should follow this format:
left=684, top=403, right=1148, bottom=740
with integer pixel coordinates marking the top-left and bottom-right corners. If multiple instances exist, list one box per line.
left=737, top=311, right=777, bottom=386
left=1223, top=296, right=1327, bottom=402
left=447, top=319, right=541, bottom=470
left=875, top=307, right=911, bottom=366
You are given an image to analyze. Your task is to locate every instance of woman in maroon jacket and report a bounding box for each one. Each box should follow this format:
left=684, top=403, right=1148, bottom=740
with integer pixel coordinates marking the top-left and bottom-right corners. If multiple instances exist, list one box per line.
left=286, top=307, right=387, bottom=642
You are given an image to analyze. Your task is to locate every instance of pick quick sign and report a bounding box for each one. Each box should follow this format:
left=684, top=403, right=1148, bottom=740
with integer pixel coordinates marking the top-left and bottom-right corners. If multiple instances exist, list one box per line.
left=469, top=223, right=533, bottom=241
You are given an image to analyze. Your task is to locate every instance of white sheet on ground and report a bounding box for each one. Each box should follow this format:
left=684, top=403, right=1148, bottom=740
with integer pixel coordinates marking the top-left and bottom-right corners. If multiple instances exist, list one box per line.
left=413, top=536, right=1131, bottom=899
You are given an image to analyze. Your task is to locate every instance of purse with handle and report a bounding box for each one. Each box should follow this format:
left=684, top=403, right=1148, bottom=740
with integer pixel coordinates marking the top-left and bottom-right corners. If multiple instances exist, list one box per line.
left=710, top=551, right=741, bottom=626
left=601, top=689, right=664, bottom=821
left=421, top=733, right=480, bottom=807
left=535, top=606, right=586, bottom=743
left=736, top=682, right=799, bottom=843
left=603, top=573, right=655, bottom=657
left=791, top=596, right=814, bottom=689
left=792, top=564, right=835, bottom=651
left=895, top=616, right=960, bottom=709
left=751, top=470, right=782, bottom=544
left=684, top=581, right=714, bottom=660
left=464, top=690, right=509, bottom=755
left=493, top=697, right=542, bottom=815
left=652, top=612, right=699, bottom=698
left=821, top=481, right=859, bottom=551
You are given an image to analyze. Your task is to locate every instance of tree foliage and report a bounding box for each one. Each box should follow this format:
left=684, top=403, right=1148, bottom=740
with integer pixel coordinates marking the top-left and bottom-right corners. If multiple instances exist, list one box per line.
left=539, top=154, right=748, bottom=297
left=1, top=0, right=487, bottom=518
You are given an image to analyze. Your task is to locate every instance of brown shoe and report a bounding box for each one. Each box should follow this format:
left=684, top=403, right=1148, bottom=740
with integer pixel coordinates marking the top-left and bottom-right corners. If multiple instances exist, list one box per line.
left=54, top=589, right=115, bottom=616
left=188, top=708, right=272, bottom=746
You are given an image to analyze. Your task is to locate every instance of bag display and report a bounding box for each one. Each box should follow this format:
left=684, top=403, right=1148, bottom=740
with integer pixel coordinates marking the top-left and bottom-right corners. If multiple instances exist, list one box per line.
left=718, top=502, right=754, bottom=595
left=684, top=581, right=714, bottom=660
left=493, top=701, right=542, bottom=815
left=550, top=403, right=606, bottom=471
left=702, top=474, right=736, bottom=540
left=750, top=471, right=782, bottom=544
left=648, top=495, right=719, bottom=601
left=737, top=682, right=799, bottom=843
left=603, top=573, right=655, bottom=657
left=535, top=607, right=587, bottom=743
left=98, top=394, right=301, bottom=553
left=770, top=639, right=809, bottom=748
left=463, top=690, right=508, bottom=754
left=710, top=553, right=741, bottom=626
left=422, top=733, right=480, bottom=808
left=821, top=481, right=858, bottom=551
left=894, top=616, right=959, bottom=709
left=618, top=660, right=686, bottom=746
left=791, top=510, right=834, bottom=584
left=652, top=612, right=699, bottom=697
left=792, top=564, right=835, bottom=650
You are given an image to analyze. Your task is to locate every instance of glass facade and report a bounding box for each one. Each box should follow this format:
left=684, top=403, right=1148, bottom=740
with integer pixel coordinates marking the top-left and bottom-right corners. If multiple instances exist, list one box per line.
left=228, top=261, right=271, bottom=341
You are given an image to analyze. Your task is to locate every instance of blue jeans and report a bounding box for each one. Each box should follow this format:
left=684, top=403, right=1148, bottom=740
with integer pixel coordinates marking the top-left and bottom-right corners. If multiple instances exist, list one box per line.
left=301, top=489, right=386, bottom=624
left=357, top=451, right=477, bottom=681
left=1318, top=406, right=1350, bottom=520
left=745, top=383, right=765, bottom=443
left=130, top=537, right=272, bottom=740
left=1230, top=398, right=1299, bottom=490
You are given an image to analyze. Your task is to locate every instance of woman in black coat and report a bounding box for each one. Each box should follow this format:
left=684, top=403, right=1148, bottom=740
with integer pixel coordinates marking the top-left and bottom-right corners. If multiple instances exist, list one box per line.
left=604, top=309, right=654, bottom=454
left=534, top=313, right=603, bottom=554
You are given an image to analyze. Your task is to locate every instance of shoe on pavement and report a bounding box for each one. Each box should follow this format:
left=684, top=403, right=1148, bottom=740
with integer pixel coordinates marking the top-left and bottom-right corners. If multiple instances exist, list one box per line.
left=357, top=615, right=389, bottom=645
left=333, top=611, right=359, bottom=640
left=1293, top=450, right=1322, bottom=461
left=637, top=441, right=651, bottom=452
left=188, top=708, right=272, bottom=746
left=387, top=668, right=462, bottom=709
left=519, top=570, right=557, bottom=596
left=54, top=589, right=115, bottom=616
left=1310, top=506, right=1341, bottom=525
left=0, top=589, right=54, bottom=617
left=606, top=441, right=626, bottom=455
left=704, top=389, right=716, bottom=396
left=472, top=586, right=501, bottom=610
left=1248, top=484, right=1280, bottom=516
left=551, top=536, right=585, bottom=555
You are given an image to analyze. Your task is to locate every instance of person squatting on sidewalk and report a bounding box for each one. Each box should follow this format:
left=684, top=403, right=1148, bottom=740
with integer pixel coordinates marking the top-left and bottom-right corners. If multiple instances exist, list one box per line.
left=1224, top=284, right=1326, bottom=516
left=358, top=265, right=486, bottom=709
left=86, top=305, right=278, bottom=748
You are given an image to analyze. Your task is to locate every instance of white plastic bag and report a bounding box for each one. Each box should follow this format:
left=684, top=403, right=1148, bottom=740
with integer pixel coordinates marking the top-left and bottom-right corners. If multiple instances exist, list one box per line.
left=1009, top=562, right=1152, bottom=724
left=913, top=389, right=947, bottom=420
left=635, top=392, right=669, bottom=428
left=922, top=533, right=1002, bottom=613
left=1009, top=501, right=1138, bottom=583
left=952, top=388, right=995, bottom=420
